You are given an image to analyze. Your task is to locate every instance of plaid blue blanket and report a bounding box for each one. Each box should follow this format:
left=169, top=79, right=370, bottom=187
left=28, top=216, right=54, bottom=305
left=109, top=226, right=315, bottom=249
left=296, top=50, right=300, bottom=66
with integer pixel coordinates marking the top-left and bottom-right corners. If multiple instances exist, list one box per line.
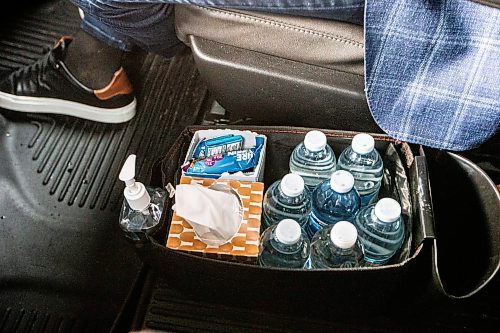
left=365, top=0, right=499, bottom=151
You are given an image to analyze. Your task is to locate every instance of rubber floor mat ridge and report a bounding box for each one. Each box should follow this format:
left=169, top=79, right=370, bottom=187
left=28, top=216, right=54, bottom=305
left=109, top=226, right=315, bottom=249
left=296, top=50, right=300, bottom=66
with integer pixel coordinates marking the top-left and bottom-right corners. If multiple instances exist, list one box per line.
left=0, top=2, right=80, bottom=70
left=0, top=306, right=109, bottom=333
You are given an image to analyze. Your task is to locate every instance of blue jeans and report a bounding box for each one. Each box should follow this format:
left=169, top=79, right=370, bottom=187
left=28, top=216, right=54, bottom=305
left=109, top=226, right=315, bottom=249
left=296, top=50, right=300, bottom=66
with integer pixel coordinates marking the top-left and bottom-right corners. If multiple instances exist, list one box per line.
left=71, top=0, right=364, bottom=57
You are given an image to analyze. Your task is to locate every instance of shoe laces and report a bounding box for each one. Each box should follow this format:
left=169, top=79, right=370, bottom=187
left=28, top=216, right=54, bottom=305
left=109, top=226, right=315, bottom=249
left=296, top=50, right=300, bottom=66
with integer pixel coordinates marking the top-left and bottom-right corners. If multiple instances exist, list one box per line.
left=10, top=48, right=58, bottom=90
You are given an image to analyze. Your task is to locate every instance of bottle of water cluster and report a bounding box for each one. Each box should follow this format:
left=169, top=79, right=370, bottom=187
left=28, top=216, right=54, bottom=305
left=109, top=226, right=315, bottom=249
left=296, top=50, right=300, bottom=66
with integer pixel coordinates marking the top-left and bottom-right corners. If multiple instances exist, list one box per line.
left=259, top=219, right=311, bottom=268
left=337, top=133, right=383, bottom=207
left=307, top=170, right=361, bottom=238
left=289, top=130, right=337, bottom=191
left=310, top=221, right=364, bottom=268
left=354, top=198, right=404, bottom=265
left=262, top=173, right=312, bottom=229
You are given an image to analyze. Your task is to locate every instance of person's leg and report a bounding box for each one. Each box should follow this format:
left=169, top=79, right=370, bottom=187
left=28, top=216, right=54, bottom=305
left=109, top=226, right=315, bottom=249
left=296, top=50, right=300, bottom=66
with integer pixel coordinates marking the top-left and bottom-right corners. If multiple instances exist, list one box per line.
left=71, top=0, right=184, bottom=59
left=65, top=29, right=124, bottom=89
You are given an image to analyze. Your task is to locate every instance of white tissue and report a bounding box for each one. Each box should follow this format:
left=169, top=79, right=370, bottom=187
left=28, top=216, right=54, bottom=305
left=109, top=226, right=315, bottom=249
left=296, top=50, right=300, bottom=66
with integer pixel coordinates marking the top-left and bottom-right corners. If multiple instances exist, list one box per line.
left=173, top=182, right=243, bottom=246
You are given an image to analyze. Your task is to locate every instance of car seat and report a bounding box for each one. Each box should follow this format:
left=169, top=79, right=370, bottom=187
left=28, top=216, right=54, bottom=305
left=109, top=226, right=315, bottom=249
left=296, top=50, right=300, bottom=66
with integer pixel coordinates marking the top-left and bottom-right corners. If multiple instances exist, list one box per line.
left=175, top=5, right=381, bottom=133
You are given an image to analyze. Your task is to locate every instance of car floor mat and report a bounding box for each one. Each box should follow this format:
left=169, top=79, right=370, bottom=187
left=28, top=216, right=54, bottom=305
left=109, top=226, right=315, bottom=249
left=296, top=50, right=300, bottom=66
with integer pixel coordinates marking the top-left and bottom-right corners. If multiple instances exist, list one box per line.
left=130, top=271, right=499, bottom=333
left=0, top=1, right=211, bottom=332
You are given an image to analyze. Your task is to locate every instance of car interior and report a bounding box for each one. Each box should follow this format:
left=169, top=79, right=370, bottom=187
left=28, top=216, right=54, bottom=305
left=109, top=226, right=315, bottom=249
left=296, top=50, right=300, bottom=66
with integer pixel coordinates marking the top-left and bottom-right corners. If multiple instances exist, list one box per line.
left=0, top=1, right=498, bottom=332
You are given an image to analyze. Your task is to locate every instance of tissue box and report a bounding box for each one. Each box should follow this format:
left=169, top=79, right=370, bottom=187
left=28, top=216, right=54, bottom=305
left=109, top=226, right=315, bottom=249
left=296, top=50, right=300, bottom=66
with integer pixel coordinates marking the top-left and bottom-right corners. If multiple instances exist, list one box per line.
left=182, top=129, right=267, bottom=182
left=166, top=176, right=264, bottom=263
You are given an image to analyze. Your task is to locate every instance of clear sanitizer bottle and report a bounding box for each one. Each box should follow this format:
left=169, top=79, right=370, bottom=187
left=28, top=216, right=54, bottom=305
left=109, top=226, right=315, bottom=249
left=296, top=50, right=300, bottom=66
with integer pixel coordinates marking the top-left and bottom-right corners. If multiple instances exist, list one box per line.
left=289, top=130, right=337, bottom=191
left=118, top=154, right=166, bottom=243
left=259, top=219, right=311, bottom=269
left=353, top=197, right=405, bottom=265
left=262, top=173, right=312, bottom=230
left=310, top=221, right=364, bottom=269
left=337, top=133, right=383, bottom=207
left=307, top=170, right=361, bottom=238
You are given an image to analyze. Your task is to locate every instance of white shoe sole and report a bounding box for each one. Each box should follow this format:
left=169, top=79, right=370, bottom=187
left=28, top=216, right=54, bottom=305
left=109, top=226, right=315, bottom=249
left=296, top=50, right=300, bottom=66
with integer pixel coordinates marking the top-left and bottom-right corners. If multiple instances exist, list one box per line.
left=0, top=91, right=136, bottom=123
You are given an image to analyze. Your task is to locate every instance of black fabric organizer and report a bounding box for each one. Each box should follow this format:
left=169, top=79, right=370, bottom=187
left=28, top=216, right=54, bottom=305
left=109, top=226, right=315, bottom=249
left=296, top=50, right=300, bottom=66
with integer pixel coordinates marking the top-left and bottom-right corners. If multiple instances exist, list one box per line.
left=133, top=125, right=499, bottom=319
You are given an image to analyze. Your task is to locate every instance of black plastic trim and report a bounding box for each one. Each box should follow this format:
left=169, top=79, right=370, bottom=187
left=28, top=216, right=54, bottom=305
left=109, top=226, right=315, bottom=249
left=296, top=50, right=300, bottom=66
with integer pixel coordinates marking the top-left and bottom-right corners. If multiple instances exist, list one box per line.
left=189, top=36, right=380, bottom=132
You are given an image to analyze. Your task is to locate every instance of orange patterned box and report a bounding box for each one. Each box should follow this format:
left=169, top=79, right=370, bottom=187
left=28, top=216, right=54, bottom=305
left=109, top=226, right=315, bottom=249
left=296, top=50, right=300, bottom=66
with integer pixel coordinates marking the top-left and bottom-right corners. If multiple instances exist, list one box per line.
left=166, top=176, right=264, bottom=263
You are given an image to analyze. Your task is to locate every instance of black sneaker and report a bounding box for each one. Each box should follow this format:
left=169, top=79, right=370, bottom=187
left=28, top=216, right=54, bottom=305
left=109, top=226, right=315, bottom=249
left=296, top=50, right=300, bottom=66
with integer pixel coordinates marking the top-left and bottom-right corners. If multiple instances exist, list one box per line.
left=0, top=36, right=136, bottom=123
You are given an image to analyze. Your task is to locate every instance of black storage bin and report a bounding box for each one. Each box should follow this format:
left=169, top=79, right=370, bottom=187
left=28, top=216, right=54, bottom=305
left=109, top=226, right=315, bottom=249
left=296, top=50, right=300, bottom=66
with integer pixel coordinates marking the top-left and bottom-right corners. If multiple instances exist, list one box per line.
left=137, top=126, right=499, bottom=317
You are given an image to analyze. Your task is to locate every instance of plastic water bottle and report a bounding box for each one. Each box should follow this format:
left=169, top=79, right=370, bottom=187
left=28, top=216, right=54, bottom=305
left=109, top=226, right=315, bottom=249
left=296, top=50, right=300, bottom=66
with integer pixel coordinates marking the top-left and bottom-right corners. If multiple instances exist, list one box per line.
left=262, top=173, right=312, bottom=229
left=310, top=221, right=364, bottom=268
left=353, top=198, right=404, bottom=265
left=307, top=170, right=361, bottom=238
left=337, top=133, right=383, bottom=207
left=289, top=130, right=337, bottom=191
left=259, top=219, right=311, bottom=268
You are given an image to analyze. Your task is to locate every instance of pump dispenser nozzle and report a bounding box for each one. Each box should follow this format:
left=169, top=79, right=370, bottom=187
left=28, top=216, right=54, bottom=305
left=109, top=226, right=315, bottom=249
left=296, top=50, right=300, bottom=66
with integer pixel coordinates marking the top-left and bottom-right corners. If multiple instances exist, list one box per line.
left=119, top=154, right=151, bottom=211
left=119, top=154, right=137, bottom=188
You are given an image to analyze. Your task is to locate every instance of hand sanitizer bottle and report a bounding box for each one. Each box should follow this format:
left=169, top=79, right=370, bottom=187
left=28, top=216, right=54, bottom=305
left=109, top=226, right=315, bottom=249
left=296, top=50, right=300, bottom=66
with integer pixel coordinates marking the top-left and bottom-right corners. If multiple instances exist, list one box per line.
left=118, top=154, right=166, bottom=243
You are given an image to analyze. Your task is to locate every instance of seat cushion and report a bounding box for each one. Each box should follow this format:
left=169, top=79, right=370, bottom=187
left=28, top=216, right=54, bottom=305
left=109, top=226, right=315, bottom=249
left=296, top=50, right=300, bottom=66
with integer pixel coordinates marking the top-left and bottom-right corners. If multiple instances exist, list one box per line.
left=175, top=5, right=364, bottom=76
